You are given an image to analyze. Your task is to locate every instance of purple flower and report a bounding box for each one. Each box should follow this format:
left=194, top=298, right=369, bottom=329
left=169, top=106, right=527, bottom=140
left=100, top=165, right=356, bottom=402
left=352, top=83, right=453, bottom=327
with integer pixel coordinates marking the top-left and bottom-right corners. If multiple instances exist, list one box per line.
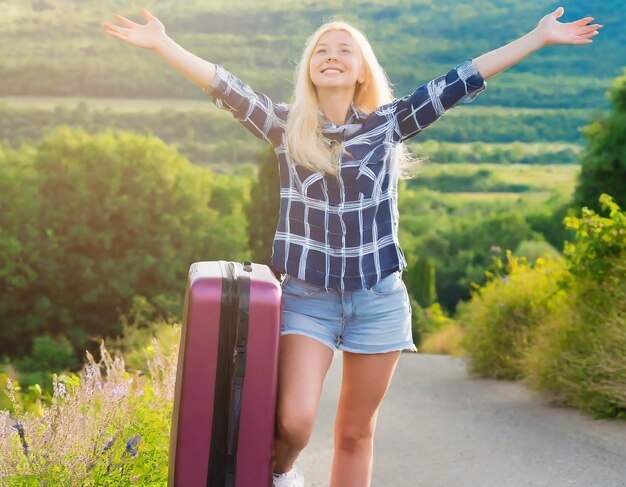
left=10, top=420, right=29, bottom=459
left=125, top=434, right=142, bottom=458
left=103, top=436, right=116, bottom=453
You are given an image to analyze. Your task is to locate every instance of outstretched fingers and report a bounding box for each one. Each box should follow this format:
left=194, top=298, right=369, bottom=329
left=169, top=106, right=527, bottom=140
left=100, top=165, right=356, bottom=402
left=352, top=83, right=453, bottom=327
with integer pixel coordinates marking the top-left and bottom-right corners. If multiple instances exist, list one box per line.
left=103, top=8, right=153, bottom=33
left=140, top=8, right=154, bottom=21
left=573, top=23, right=603, bottom=45
left=575, top=24, right=603, bottom=35
left=571, top=16, right=595, bottom=26
left=102, top=21, right=130, bottom=37
left=104, top=28, right=128, bottom=41
left=112, top=13, right=141, bottom=28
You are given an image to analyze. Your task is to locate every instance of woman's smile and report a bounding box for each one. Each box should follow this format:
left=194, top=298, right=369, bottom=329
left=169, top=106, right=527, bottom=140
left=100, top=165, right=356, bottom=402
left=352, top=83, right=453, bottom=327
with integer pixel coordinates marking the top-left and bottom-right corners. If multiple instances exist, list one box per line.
left=309, top=29, right=363, bottom=92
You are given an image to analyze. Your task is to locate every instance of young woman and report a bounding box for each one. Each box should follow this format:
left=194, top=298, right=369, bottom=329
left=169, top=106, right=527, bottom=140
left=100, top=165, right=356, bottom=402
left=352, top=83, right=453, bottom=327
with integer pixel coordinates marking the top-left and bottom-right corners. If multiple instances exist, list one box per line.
left=103, top=6, right=601, bottom=486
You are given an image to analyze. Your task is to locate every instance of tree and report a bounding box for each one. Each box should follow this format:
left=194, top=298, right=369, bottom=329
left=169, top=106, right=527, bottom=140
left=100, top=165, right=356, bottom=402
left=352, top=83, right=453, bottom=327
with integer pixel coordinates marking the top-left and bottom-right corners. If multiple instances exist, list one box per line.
left=406, top=256, right=437, bottom=308
left=246, top=146, right=280, bottom=271
left=0, top=127, right=251, bottom=360
left=573, top=68, right=626, bottom=213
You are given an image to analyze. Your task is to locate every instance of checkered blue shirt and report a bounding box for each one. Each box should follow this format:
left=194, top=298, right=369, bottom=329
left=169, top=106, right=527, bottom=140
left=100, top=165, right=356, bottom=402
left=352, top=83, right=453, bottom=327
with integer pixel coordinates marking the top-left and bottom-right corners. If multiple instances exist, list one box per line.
left=205, top=58, right=486, bottom=291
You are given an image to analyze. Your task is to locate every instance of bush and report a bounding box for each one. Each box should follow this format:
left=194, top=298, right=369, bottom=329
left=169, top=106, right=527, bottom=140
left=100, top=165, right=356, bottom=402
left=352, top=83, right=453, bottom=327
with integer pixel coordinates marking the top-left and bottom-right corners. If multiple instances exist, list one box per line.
left=0, top=127, right=252, bottom=360
left=459, top=194, right=626, bottom=419
left=522, top=262, right=626, bottom=419
left=14, top=335, right=78, bottom=390
left=458, top=252, right=567, bottom=380
left=108, top=295, right=181, bottom=375
left=411, top=300, right=455, bottom=347
left=513, top=239, right=561, bottom=264
left=0, top=339, right=176, bottom=485
left=522, top=194, right=626, bottom=419
left=562, top=193, right=625, bottom=282
left=419, top=321, right=465, bottom=356
left=573, top=70, right=626, bottom=213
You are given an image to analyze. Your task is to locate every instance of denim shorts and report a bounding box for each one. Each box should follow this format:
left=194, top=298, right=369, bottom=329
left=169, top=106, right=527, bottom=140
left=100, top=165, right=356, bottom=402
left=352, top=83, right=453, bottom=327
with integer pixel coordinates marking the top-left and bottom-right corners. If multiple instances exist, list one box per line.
left=280, top=270, right=418, bottom=354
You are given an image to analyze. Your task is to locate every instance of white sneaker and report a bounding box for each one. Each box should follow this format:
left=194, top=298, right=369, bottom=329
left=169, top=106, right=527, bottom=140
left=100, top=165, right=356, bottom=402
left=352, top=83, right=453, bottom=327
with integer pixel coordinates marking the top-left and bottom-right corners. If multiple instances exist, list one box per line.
left=272, top=463, right=305, bottom=487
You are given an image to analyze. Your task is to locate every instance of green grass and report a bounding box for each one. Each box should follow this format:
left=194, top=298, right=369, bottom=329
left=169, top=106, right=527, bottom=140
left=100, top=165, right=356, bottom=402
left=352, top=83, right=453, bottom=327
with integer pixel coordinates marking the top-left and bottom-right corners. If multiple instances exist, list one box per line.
left=0, top=96, right=219, bottom=113
left=0, top=95, right=600, bottom=124
left=401, top=163, right=579, bottom=214
left=416, top=141, right=584, bottom=152
left=448, top=105, right=604, bottom=116
left=416, top=162, right=578, bottom=182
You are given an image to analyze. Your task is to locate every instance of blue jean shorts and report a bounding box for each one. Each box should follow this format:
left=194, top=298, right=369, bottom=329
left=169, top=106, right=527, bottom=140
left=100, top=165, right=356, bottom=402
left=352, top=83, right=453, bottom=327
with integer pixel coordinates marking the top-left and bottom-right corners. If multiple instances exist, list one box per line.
left=280, top=270, right=418, bottom=354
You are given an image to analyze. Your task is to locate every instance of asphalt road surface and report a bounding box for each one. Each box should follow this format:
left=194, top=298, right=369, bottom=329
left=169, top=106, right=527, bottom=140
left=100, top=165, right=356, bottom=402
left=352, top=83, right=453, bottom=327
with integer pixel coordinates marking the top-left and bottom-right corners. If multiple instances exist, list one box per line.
left=298, top=352, right=626, bottom=487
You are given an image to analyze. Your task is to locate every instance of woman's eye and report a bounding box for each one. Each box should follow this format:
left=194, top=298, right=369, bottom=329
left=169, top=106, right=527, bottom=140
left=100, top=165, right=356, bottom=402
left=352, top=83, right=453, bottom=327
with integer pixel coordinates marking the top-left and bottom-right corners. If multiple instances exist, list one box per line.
left=315, top=48, right=351, bottom=55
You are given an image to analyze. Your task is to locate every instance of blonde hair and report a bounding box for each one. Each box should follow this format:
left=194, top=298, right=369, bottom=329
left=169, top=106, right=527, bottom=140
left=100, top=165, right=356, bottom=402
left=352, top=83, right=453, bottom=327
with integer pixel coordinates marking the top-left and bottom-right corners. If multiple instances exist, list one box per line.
left=285, top=18, right=421, bottom=179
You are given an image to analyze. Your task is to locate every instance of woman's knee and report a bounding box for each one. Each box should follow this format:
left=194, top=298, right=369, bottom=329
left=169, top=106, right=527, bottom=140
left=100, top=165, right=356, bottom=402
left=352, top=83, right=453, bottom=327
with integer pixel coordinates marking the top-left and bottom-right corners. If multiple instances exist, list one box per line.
left=275, top=409, right=316, bottom=450
left=335, top=427, right=375, bottom=453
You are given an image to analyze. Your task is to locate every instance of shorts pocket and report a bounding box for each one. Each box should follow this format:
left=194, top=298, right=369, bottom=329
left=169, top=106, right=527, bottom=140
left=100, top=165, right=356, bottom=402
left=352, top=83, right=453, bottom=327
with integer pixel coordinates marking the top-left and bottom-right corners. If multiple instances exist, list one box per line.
left=281, top=274, right=325, bottom=297
left=367, top=271, right=405, bottom=296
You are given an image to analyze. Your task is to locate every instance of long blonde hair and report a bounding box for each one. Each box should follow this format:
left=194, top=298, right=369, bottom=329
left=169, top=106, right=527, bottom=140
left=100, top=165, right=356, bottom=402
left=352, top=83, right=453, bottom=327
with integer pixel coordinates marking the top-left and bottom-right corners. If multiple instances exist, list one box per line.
left=285, top=19, right=421, bottom=179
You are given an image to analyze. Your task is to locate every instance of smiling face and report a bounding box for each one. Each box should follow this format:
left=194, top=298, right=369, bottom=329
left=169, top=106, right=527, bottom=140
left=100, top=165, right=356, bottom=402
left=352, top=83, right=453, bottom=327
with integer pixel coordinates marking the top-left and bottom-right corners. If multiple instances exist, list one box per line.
left=309, top=29, right=365, bottom=92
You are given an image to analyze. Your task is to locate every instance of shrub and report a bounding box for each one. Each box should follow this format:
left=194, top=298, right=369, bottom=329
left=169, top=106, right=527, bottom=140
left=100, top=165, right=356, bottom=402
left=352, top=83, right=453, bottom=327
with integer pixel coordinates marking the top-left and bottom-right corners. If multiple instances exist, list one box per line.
left=513, top=239, right=561, bottom=264
left=458, top=252, right=567, bottom=380
left=108, top=296, right=181, bottom=375
left=522, top=194, right=626, bottom=419
left=419, top=321, right=465, bottom=356
left=522, top=263, right=626, bottom=419
left=0, top=127, right=252, bottom=360
left=0, top=339, right=176, bottom=485
left=14, top=334, right=78, bottom=391
left=562, top=193, right=625, bottom=282
left=573, top=69, right=626, bottom=213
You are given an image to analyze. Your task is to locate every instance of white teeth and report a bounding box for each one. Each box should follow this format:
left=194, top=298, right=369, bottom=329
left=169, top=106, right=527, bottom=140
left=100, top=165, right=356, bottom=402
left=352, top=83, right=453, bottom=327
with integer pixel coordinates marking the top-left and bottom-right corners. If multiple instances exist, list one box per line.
left=323, top=69, right=342, bottom=74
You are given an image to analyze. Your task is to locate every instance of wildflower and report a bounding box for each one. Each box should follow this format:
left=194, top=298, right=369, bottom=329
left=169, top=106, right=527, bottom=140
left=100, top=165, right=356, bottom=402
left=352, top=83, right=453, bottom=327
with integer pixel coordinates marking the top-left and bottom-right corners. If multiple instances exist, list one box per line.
left=125, top=434, right=142, bottom=458
left=109, top=383, right=129, bottom=399
left=87, top=434, right=118, bottom=472
left=502, top=275, right=510, bottom=284
left=53, top=374, right=69, bottom=401
left=83, top=362, right=99, bottom=382
left=5, top=379, right=22, bottom=416
left=10, top=419, right=29, bottom=459
left=103, top=436, right=117, bottom=453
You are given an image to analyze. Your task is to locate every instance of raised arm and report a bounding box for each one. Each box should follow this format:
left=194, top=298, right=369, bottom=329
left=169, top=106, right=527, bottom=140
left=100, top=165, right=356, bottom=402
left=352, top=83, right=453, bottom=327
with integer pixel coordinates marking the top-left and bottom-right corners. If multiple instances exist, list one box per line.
left=389, top=6, right=603, bottom=143
left=102, top=8, right=286, bottom=145
left=391, top=58, right=487, bottom=143
left=473, top=6, right=603, bottom=81
left=102, top=8, right=218, bottom=90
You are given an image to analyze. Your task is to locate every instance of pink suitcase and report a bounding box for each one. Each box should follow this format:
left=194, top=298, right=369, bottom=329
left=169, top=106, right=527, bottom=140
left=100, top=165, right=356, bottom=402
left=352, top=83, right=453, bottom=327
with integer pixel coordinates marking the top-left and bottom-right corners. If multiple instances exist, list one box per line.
left=168, top=260, right=282, bottom=487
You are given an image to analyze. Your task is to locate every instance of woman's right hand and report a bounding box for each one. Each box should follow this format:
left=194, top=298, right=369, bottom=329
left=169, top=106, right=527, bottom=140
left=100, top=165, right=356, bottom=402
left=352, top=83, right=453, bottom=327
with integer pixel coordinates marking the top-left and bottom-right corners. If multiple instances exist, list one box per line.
left=101, top=8, right=166, bottom=51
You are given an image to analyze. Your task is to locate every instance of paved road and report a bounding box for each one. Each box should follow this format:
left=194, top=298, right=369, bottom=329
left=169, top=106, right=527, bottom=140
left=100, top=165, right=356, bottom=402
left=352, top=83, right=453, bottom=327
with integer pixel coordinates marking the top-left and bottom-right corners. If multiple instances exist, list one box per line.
left=298, top=352, right=626, bottom=487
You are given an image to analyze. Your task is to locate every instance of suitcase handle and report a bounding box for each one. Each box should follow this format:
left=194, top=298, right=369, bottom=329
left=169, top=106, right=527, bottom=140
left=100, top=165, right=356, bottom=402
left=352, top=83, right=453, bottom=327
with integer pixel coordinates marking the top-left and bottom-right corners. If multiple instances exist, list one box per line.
left=208, top=261, right=251, bottom=487
left=226, top=262, right=251, bottom=485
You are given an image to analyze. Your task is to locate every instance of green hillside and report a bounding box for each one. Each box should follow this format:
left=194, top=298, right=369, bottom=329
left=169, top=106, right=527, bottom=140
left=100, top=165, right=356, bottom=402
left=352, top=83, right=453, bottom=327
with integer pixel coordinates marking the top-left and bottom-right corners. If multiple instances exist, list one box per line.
left=1, top=0, right=623, bottom=108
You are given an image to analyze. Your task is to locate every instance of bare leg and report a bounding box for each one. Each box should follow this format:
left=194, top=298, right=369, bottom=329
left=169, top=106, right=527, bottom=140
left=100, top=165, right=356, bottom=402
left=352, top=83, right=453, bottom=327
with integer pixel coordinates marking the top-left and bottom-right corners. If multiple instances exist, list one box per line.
left=273, top=334, right=334, bottom=473
left=330, top=350, right=402, bottom=487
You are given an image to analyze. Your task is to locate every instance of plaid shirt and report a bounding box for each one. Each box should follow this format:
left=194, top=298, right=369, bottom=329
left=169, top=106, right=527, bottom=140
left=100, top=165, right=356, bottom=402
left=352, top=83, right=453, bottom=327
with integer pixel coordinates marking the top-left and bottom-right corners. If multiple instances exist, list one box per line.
left=205, top=58, right=486, bottom=291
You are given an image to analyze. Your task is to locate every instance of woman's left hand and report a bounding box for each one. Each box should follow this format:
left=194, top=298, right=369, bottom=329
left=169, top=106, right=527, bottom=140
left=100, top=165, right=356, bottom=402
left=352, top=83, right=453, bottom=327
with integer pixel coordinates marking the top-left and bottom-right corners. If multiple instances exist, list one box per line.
left=535, top=6, right=603, bottom=47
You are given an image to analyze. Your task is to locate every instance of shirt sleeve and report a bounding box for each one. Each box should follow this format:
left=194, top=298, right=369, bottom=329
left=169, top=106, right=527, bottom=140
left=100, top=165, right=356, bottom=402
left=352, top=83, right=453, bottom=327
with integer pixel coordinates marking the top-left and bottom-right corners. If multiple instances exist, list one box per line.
left=391, top=57, right=487, bottom=143
left=204, top=64, right=288, bottom=146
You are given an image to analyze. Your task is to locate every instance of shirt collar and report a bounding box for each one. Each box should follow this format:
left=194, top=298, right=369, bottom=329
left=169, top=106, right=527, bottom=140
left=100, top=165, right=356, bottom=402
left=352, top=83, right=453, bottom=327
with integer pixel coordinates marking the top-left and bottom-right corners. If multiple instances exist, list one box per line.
left=319, top=101, right=366, bottom=129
